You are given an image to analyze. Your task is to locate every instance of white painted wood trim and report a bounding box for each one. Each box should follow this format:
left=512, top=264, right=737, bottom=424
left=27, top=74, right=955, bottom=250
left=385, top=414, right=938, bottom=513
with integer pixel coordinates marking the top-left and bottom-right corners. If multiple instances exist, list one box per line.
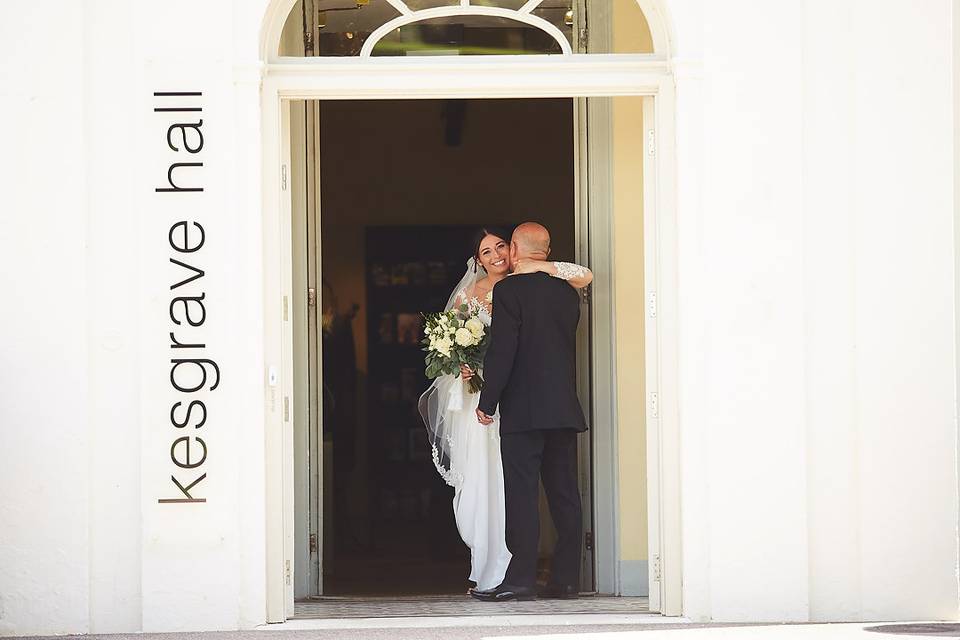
left=280, top=102, right=297, bottom=619
left=265, top=56, right=668, bottom=100
left=642, top=95, right=662, bottom=612
left=260, top=57, right=681, bottom=619
left=264, top=93, right=287, bottom=624
left=359, top=5, right=573, bottom=57
left=652, top=78, right=682, bottom=617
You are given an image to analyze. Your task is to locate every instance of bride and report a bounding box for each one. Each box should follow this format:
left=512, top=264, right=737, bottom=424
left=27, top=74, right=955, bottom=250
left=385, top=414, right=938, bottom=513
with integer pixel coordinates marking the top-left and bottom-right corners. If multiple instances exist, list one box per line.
left=418, top=226, right=593, bottom=592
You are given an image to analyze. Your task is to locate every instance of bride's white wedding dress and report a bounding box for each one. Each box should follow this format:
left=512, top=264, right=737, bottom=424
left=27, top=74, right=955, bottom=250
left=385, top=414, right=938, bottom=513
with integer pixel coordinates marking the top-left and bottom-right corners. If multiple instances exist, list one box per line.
left=423, top=288, right=511, bottom=591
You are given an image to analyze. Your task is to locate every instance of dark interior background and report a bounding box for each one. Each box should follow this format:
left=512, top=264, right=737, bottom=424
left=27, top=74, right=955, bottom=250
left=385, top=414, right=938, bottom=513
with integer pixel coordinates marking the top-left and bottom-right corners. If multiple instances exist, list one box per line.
left=318, top=98, right=575, bottom=595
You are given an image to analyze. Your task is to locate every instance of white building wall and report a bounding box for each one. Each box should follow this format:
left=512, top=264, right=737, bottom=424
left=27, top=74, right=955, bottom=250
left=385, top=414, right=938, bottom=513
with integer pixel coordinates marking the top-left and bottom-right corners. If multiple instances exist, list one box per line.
left=85, top=0, right=142, bottom=633
left=671, top=0, right=959, bottom=624
left=0, top=2, right=91, bottom=635
left=0, top=0, right=956, bottom=634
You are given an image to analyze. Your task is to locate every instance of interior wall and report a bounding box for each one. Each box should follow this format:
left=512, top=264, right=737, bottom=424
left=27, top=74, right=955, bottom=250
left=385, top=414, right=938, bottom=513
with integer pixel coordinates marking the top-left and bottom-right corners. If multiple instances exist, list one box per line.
left=0, top=1, right=91, bottom=634
left=611, top=0, right=654, bottom=598
left=612, top=96, right=648, bottom=596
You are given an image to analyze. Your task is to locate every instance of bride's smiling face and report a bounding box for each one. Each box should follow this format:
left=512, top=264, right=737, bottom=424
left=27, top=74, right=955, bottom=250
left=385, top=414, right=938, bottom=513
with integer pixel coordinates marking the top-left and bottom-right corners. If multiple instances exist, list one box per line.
left=477, top=234, right=509, bottom=275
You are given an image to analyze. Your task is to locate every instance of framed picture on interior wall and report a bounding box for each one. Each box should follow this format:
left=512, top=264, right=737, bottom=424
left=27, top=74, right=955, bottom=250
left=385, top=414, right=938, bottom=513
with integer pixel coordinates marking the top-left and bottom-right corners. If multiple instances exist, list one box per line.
left=427, top=261, right=446, bottom=285
left=407, top=261, right=427, bottom=286
left=409, top=427, right=430, bottom=462
left=391, top=264, right=409, bottom=286
left=371, top=263, right=390, bottom=287
left=378, top=312, right=395, bottom=344
left=396, top=313, right=422, bottom=345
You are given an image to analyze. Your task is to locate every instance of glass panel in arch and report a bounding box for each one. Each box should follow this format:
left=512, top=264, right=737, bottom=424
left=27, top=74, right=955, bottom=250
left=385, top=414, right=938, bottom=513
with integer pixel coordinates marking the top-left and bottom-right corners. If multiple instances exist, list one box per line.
left=403, top=0, right=462, bottom=8
left=582, top=0, right=655, bottom=54
left=317, top=0, right=402, bottom=55
left=468, top=0, right=537, bottom=9
left=371, top=15, right=567, bottom=56
left=529, top=1, right=575, bottom=49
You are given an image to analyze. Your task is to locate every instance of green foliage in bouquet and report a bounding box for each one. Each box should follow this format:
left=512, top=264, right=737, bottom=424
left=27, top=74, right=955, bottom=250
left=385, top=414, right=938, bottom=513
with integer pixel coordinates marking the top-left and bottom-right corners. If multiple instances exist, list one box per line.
left=422, top=304, right=490, bottom=393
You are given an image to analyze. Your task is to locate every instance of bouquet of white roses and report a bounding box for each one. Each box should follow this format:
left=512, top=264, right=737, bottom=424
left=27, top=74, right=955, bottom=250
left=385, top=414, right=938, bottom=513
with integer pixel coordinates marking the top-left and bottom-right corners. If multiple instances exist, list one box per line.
left=422, top=304, right=489, bottom=393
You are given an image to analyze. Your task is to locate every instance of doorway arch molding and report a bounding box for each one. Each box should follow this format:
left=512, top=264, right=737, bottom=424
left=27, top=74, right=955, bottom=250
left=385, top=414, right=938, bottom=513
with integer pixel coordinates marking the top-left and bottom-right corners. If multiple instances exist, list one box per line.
left=256, top=0, right=683, bottom=626
left=258, top=0, right=676, bottom=62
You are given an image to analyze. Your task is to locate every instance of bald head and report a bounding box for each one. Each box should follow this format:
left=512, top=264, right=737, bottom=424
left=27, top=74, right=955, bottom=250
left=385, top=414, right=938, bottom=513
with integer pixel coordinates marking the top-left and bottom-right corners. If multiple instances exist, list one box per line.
left=511, top=222, right=551, bottom=261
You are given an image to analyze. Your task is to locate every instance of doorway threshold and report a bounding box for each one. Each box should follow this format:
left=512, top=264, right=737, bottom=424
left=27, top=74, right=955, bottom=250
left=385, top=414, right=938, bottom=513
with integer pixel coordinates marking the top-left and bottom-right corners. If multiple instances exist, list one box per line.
left=292, top=595, right=651, bottom=620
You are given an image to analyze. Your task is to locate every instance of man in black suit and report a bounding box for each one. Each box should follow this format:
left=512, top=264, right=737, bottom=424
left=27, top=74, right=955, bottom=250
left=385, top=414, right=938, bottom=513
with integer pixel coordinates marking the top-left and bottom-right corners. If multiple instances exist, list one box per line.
left=473, top=222, right=588, bottom=602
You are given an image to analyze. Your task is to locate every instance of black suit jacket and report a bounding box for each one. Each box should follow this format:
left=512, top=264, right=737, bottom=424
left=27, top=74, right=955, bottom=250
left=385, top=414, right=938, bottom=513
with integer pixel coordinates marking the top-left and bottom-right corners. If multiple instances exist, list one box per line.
left=478, top=272, right=587, bottom=434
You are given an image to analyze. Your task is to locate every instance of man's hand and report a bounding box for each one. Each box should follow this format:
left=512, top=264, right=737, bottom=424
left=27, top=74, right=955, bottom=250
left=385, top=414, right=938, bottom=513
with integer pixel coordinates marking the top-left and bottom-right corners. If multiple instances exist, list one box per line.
left=476, top=408, right=494, bottom=426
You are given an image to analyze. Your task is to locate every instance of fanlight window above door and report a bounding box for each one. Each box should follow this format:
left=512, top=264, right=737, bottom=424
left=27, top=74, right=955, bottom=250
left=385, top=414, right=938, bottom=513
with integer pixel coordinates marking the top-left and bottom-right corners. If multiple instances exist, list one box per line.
left=283, top=0, right=575, bottom=57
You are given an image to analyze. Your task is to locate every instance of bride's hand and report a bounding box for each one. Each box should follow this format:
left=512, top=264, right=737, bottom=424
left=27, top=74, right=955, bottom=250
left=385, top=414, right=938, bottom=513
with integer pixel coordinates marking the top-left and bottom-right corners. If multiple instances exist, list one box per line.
left=460, top=364, right=474, bottom=381
left=510, top=258, right=543, bottom=275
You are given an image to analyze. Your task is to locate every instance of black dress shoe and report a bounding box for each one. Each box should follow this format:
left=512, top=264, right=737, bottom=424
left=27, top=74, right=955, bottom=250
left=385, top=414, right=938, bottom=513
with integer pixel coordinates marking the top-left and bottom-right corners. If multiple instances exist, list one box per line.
left=470, top=584, right=537, bottom=602
left=538, top=583, right=579, bottom=599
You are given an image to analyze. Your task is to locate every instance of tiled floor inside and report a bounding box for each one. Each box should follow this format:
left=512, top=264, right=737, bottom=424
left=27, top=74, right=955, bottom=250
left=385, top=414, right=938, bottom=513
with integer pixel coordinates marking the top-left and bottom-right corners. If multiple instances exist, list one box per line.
left=294, top=595, right=651, bottom=619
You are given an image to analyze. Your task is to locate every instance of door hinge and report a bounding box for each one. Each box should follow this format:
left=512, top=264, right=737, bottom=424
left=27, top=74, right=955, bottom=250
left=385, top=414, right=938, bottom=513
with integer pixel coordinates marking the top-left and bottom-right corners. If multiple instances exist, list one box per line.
left=303, top=30, right=314, bottom=54
left=649, top=391, right=659, bottom=419
left=584, top=531, right=593, bottom=551
left=307, top=287, right=317, bottom=308
left=309, top=533, right=318, bottom=554
left=285, top=559, right=291, bottom=586
left=652, top=554, right=662, bottom=582
left=647, top=290, right=657, bottom=318
left=281, top=164, right=287, bottom=191
left=283, top=396, right=290, bottom=422
left=283, top=295, right=289, bottom=321
left=647, top=129, right=656, bottom=157
left=578, top=26, right=588, bottom=52
left=581, top=284, right=592, bottom=305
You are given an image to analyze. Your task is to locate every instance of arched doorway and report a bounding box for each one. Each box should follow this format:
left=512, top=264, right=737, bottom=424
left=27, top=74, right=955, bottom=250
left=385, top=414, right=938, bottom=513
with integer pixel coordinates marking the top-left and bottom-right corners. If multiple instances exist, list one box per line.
left=259, top=0, right=680, bottom=623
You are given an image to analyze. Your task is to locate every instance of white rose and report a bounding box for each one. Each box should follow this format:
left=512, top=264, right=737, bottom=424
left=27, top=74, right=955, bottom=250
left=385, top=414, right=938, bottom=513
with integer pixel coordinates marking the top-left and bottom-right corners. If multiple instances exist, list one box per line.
left=435, top=337, right=453, bottom=357
left=455, top=327, right=475, bottom=347
left=465, top=318, right=485, bottom=338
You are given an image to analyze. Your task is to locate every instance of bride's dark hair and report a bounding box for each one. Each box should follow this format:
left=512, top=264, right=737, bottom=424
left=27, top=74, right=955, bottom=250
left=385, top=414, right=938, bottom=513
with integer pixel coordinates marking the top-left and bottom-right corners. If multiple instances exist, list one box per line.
left=470, top=226, right=512, bottom=272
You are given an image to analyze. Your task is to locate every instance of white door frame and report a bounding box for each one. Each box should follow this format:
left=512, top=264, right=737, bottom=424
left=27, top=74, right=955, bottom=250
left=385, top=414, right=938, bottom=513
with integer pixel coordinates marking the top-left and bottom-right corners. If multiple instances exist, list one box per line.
left=260, top=54, right=681, bottom=622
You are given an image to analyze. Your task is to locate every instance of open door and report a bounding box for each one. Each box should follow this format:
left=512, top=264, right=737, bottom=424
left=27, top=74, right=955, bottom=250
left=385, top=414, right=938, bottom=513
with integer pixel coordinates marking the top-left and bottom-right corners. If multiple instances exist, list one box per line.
left=291, top=97, right=325, bottom=601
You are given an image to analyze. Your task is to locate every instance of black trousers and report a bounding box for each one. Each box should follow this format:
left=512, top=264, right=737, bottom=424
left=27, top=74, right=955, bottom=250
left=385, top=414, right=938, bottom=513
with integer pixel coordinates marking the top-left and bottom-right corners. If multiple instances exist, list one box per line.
left=500, top=428, right=582, bottom=589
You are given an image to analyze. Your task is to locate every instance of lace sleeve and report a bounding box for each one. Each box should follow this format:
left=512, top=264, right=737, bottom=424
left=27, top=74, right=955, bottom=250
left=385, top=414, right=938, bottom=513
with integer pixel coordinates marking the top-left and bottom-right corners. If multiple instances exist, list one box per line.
left=553, top=262, right=588, bottom=281
left=551, top=262, right=593, bottom=290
